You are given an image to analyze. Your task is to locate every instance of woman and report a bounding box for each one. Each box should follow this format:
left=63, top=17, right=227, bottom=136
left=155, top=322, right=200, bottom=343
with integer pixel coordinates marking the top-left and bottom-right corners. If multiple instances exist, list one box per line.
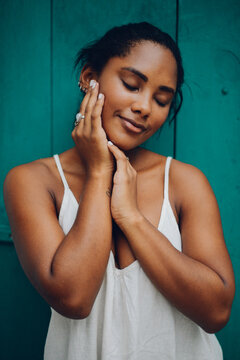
left=4, top=22, right=235, bottom=359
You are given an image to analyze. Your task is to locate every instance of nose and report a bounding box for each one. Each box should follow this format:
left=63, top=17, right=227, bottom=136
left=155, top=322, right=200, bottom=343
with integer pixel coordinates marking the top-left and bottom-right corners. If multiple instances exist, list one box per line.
left=131, top=92, right=152, bottom=118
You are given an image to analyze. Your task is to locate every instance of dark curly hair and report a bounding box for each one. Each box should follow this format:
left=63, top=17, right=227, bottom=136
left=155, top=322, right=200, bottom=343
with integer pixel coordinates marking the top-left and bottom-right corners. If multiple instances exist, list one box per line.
left=74, top=22, right=184, bottom=124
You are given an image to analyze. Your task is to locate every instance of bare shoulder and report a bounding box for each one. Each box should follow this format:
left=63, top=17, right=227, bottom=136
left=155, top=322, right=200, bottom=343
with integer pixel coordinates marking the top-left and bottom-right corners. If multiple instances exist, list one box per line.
left=3, top=156, right=63, bottom=246
left=170, top=157, right=210, bottom=186
left=136, top=149, right=217, bottom=221
left=168, top=158, right=222, bottom=235
left=4, top=157, right=58, bottom=201
left=169, top=158, right=216, bottom=208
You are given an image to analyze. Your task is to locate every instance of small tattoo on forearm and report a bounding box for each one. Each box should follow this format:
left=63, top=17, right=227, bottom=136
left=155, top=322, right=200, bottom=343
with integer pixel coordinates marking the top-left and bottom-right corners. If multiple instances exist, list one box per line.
left=106, top=188, right=112, bottom=197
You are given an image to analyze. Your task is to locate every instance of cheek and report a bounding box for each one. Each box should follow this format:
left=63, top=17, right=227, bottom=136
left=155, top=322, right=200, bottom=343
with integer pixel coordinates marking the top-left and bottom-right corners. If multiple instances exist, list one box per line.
left=150, top=107, right=170, bottom=132
left=101, top=84, right=129, bottom=119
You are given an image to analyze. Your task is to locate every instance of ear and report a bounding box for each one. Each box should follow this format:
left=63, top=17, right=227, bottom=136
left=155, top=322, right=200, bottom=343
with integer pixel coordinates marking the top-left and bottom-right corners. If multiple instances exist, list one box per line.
left=79, top=64, right=98, bottom=90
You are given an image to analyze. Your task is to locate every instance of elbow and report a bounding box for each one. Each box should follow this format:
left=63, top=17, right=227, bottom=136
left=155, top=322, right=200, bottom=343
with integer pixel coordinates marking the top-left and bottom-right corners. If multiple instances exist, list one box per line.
left=50, top=294, right=93, bottom=320
left=201, top=282, right=235, bottom=334
left=202, top=307, right=231, bottom=334
left=201, top=296, right=233, bottom=334
left=42, top=273, right=94, bottom=319
left=61, top=305, right=92, bottom=320
left=40, top=272, right=97, bottom=319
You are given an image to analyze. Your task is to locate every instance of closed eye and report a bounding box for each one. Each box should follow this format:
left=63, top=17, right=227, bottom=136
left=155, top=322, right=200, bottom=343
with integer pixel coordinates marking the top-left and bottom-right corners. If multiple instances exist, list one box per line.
left=156, top=99, right=167, bottom=107
left=122, top=80, right=167, bottom=108
left=122, top=80, right=138, bottom=91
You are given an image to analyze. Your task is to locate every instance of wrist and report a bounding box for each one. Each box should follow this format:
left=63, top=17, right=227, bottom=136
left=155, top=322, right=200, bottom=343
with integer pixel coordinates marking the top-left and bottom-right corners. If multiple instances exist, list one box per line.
left=115, top=210, right=144, bottom=230
left=85, top=171, right=113, bottom=192
left=86, top=168, right=113, bottom=180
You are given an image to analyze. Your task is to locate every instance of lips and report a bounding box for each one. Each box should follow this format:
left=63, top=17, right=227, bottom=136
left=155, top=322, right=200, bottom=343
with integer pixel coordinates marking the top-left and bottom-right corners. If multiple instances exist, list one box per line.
left=118, top=116, right=146, bottom=133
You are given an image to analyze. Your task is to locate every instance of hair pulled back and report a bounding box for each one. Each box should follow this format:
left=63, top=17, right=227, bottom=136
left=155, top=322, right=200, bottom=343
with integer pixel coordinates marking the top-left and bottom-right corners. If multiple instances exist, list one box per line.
left=74, top=22, right=184, bottom=123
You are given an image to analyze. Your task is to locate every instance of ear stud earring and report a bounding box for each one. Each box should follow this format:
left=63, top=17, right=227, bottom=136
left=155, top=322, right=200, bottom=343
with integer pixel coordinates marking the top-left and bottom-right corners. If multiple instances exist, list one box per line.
left=78, top=81, right=87, bottom=93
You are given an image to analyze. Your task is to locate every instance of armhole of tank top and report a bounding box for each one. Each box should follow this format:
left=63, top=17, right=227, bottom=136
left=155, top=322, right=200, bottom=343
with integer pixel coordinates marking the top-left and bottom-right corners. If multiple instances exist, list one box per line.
left=164, top=157, right=180, bottom=228
left=158, top=157, right=172, bottom=228
left=53, top=154, right=69, bottom=190
left=53, top=154, right=70, bottom=222
left=164, top=156, right=172, bottom=202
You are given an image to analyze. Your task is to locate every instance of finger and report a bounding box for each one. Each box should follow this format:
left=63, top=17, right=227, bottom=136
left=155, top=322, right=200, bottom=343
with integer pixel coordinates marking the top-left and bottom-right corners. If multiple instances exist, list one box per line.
left=72, top=112, right=84, bottom=139
left=73, top=87, right=91, bottom=131
left=78, top=86, right=91, bottom=116
left=107, top=141, right=131, bottom=160
left=72, top=81, right=95, bottom=139
left=107, top=141, right=127, bottom=159
left=91, top=93, right=105, bottom=132
left=107, top=141, right=129, bottom=171
left=84, top=81, right=99, bottom=134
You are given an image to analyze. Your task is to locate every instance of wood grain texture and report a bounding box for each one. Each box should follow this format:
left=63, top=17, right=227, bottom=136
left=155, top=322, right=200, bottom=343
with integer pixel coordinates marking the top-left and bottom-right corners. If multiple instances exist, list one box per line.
left=177, top=0, right=240, bottom=357
left=0, top=0, right=52, bottom=241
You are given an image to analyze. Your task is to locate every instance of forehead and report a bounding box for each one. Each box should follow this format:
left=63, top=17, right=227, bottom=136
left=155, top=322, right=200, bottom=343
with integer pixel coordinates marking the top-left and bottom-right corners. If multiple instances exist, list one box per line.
left=107, top=41, right=177, bottom=89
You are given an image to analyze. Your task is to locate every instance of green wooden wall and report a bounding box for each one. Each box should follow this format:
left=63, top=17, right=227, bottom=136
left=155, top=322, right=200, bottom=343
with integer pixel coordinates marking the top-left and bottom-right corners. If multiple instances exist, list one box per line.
left=177, top=0, right=240, bottom=356
left=0, top=0, right=239, bottom=359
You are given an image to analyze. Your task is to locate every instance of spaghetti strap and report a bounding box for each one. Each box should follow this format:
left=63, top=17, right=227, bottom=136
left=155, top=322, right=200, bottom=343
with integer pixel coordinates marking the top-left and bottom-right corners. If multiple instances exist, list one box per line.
left=53, top=154, right=69, bottom=189
left=164, top=156, right=172, bottom=201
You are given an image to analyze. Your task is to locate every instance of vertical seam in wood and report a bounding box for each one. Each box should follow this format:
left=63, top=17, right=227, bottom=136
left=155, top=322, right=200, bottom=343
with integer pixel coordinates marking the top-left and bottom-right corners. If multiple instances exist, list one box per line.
left=174, top=0, right=179, bottom=159
left=50, top=0, right=53, bottom=155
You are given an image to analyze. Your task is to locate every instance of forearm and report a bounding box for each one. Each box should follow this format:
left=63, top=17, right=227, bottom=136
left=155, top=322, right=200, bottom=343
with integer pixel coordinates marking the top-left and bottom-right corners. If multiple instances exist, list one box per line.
left=49, top=174, right=113, bottom=316
left=118, top=214, right=231, bottom=332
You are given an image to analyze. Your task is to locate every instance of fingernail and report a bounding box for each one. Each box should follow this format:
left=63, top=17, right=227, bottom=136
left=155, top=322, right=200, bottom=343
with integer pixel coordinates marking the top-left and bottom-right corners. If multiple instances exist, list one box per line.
left=108, top=141, right=113, bottom=146
left=90, top=79, right=96, bottom=89
left=98, top=93, right=104, bottom=100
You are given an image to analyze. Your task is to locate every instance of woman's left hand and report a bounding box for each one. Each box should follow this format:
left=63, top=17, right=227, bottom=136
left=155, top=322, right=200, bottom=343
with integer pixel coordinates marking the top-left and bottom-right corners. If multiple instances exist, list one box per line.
left=107, top=142, right=140, bottom=226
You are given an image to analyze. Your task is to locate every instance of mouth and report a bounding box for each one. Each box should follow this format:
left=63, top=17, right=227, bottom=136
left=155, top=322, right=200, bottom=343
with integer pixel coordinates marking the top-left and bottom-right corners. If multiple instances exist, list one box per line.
left=118, top=116, right=146, bottom=134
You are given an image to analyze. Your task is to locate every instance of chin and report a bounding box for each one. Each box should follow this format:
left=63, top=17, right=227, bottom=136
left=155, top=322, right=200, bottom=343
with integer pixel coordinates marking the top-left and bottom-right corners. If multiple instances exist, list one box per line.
left=103, top=117, right=149, bottom=151
left=106, top=131, right=141, bottom=151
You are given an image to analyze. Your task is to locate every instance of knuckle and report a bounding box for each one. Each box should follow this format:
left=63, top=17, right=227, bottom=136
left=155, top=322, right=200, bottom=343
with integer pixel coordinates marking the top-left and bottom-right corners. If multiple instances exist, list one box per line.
left=120, top=171, right=128, bottom=180
left=125, top=177, right=131, bottom=184
left=91, top=112, right=98, bottom=120
left=82, top=131, right=89, bottom=140
left=90, top=133, right=98, bottom=142
left=131, top=174, right=136, bottom=182
left=73, top=132, right=80, bottom=142
left=131, top=172, right=137, bottom=181
left=85, top=106, right=91, bottom=115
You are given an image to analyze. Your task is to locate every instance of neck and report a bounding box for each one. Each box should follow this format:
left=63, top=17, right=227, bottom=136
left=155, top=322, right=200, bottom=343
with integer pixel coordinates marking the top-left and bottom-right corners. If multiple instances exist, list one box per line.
left=70, top=145, right=146, bottom=172
left=124, top=146, right=147, bottom=171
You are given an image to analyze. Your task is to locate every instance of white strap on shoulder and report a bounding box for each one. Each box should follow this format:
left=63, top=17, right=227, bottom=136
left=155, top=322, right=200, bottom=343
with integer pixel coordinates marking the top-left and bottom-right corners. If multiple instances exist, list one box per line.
left=164, top=156, right=172, bottom=200
left=53, top=154, right=69, bottom=189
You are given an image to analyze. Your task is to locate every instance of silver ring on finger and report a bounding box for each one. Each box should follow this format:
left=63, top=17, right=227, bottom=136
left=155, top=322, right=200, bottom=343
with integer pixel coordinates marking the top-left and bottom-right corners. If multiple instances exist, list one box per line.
left=74, top=112, right=85, bottom=127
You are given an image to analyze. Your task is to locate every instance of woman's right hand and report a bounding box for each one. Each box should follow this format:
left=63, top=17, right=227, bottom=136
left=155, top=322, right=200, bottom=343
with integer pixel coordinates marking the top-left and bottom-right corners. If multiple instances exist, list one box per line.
left=72, top=80, right=114, bottom=177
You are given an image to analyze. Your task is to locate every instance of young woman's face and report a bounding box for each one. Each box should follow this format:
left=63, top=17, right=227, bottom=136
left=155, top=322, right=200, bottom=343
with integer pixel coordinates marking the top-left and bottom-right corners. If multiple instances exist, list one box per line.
left=97, top=41, right=178, bottom=150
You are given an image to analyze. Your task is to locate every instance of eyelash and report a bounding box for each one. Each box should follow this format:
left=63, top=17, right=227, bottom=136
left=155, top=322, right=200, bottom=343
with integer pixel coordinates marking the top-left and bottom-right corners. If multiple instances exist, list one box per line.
left=121, top=80, right=166, bottom=107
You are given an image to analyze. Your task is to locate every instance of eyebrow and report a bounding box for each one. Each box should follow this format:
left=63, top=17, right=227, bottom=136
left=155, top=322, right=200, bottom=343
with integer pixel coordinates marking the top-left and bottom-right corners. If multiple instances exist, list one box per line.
left=121, top=67, right=175, bottom=94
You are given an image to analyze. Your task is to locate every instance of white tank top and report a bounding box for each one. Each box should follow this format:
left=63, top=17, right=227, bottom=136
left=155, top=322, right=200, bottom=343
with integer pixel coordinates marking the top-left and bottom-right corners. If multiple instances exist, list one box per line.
left=44, top=155, right=223, bottom=360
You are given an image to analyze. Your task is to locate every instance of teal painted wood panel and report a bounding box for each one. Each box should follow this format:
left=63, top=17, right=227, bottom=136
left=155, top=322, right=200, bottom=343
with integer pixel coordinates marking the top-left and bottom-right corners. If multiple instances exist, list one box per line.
left=0, top=243, right=50, bottom=360
left=51, top=0, right=177, bottom=157
left=177, top=0, right=240, bottom=358
left=0, top=1, right=52, bottom=359
left=0, top=0, right=52, bottom=241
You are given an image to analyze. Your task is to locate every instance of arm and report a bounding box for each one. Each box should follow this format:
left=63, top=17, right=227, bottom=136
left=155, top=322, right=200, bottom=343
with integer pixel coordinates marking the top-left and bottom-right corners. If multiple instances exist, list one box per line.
left=4, top=164, right=112, bottom=319
left=4, top=81, right=114, bottom=319
left=108, top=144, right=235, bottom=333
